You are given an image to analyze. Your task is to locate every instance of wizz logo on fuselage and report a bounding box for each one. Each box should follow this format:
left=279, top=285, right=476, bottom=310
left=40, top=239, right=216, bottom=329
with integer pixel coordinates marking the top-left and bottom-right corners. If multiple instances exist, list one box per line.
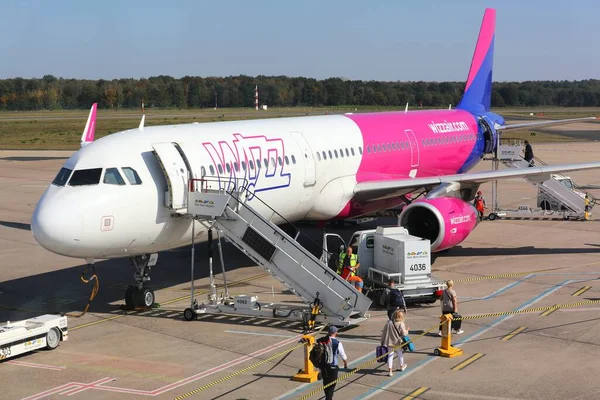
left=202, top=133, right=292, bottom=199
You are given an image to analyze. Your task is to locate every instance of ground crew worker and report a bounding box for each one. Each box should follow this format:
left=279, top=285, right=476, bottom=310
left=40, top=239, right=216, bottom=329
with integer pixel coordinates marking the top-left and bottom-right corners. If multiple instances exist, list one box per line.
left=585, top=194, right=591, bottom=220
left=338, top=246, right=359, bottom=276
left=318, top=326, right=348, bottom=400
left=474, top=191, right=487, bottom=221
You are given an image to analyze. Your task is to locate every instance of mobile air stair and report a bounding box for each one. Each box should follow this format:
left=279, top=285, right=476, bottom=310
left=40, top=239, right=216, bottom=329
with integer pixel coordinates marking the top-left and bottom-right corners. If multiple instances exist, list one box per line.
left=182, top=177, right=372, bottom=326
left=489, top=144, right=596, bottom=220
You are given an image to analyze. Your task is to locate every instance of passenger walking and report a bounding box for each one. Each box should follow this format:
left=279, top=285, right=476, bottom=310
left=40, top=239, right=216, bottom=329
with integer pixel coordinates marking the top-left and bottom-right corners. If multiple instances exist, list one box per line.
left=317, top=326, right=348, bottom=400
left=474, top=191, right=487, bottom=221
left=523, top=140, right=534, bottom=166
left=439, top=280, right=464, bottom=335
left=380, top=309, right=409, bottom=376
left=381, top=278, right=407, bottom=320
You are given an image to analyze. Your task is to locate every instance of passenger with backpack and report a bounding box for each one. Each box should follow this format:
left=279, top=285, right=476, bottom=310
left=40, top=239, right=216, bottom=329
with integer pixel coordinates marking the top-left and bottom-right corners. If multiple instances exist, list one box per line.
left=380, top=309, right=409, bottom=376
left=380, top=278, right=407, bottom=320
left=309, top=326, right=348, bottom=400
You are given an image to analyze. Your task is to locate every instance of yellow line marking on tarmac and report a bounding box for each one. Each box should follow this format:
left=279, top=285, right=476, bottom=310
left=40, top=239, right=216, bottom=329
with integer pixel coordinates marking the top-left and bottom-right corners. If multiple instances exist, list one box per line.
left=572, top=286, right=592, bottom=297
left=71, top=314, right=131, bottom=331
left=540, top=305, right=559, bottom=317
left=403, top=387, right=430, bottom=399
left=501, top=326, right=526, bottom=341
left=451, top=353, right=485, bottom=371
left=452, top=267, right=564, bottom=284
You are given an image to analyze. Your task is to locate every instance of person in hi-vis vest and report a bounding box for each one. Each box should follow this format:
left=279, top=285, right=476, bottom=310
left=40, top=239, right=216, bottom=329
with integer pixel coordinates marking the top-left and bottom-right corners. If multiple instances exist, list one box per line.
left=338, top=247, right=363, bottom=292
left=338, top=247, right=358, bottom=275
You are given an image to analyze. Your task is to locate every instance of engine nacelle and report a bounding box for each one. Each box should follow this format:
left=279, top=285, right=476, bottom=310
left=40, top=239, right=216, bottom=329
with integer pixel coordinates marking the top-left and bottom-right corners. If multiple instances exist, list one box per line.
left=398, top=197, right=479, bottom=252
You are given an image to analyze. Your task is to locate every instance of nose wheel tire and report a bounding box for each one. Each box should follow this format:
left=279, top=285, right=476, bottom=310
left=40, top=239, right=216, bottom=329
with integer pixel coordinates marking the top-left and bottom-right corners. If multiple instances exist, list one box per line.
left=125, top=286, right=155, bottom=309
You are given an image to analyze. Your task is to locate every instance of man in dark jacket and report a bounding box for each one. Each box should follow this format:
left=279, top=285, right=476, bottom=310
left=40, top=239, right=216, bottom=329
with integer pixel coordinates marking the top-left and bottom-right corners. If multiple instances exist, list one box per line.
left=524, top=140, right=534, bottom=166
left=380, top=278, right=407, bottom=319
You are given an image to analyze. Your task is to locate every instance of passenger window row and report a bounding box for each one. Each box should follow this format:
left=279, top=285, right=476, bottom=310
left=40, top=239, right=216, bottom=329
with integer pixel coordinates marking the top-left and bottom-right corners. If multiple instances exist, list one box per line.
left=422, top=133, right=476, bottom=147
left=51, top=167, right=142, bottom=187
left=202, top=154, right=298, bottom=177
left=315, top=146, right=363, bottom=161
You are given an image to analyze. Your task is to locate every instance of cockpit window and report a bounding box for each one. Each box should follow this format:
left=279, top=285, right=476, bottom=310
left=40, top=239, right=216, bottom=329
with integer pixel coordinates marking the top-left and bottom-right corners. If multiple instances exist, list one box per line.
left=122, top=167, right=142, bottom=185
left=52, top=167, right=72, bottom=186
left=68, top=168, right=103, bottom=186
left=103, top=168, right=126, bottom=185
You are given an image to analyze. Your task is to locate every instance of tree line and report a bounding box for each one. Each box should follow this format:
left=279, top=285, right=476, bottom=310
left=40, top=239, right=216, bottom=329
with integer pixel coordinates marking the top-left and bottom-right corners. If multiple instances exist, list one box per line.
left=1, top=75, right=600, bottom=111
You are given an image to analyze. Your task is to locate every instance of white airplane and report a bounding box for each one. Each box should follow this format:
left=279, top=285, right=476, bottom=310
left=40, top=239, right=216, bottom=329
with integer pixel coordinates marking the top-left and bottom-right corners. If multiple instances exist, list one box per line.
left=31, top=8, right=600, bottom=308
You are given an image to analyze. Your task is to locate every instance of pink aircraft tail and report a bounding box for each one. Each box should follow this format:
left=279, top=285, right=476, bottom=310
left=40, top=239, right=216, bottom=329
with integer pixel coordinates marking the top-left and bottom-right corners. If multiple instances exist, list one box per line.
left=456, top=8, right=496, bottom=113
left=80, top=103, right=97, bottom=147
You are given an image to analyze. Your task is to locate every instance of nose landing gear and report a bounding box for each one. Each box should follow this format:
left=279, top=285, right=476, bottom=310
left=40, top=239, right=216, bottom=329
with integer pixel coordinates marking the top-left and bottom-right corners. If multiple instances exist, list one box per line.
left=125, top=253, right=158, bottom=309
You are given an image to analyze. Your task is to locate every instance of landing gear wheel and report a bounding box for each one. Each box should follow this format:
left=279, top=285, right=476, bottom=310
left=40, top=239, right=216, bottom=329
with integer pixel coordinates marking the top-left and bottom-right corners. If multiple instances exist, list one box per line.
left=183, top=308, right=197, bottom=321
left=45, top=327, right=61, bottom=350
left=134, top=287, right=155, bottom=308
left=434, top=348, right=441, bottom=356
left=488, top=213, right=497, bottom=221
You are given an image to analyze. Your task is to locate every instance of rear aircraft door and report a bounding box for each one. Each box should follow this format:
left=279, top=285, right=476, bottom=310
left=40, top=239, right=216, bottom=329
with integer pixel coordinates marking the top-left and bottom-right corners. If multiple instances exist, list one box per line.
left=404, top=129, right=420, bottom=168
left=290, top=131, right=316, bottom=186
left=152, top=142, right=191, bottom=211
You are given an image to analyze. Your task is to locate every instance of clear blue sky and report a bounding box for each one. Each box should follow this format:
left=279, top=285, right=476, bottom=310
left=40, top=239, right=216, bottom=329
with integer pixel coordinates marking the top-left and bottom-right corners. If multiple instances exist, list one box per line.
left=2, top=0, right=598, bottom=82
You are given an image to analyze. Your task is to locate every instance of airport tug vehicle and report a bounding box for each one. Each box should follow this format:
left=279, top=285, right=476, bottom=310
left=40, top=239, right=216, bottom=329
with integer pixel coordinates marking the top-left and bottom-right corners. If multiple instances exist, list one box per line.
left=0, top=314, right=68, bottom=361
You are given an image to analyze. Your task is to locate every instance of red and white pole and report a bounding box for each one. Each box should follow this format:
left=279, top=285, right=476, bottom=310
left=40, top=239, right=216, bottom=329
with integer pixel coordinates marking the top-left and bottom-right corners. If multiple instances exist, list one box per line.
left=255, top=85, right=258, bottom=111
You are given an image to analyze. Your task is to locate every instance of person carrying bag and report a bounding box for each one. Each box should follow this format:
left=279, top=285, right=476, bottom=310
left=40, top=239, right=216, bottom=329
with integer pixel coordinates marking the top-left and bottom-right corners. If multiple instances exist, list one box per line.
left=379, top=309, right=409, bottom=377
left=439, top=280, right=464, bottom=335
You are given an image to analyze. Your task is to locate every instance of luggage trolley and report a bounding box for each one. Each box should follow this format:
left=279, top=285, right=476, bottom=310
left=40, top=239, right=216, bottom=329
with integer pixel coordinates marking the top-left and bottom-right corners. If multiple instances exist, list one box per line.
left=0, top=314, right=68, bottom=361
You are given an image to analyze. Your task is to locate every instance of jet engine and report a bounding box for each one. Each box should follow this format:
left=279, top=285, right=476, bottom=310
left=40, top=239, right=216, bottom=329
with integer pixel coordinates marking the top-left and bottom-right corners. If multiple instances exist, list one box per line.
left=398, top=197, right=479, bottom=252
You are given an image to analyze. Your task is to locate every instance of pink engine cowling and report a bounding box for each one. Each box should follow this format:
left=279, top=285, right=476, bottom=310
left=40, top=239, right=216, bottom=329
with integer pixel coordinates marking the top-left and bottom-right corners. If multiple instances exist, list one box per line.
left=398, top=197, right=479, bottom=252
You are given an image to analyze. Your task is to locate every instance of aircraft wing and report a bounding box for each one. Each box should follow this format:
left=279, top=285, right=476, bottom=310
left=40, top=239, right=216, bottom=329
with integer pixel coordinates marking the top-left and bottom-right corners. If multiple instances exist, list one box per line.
left=497, top=116, right=597, bottom=131
left=354, top=162, right=600, bottom=201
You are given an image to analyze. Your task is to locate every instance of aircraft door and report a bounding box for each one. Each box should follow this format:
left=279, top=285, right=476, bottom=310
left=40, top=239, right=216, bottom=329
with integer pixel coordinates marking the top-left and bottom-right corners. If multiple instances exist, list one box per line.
left=404, top=129, right=420, bottom=173
left=290, top=131, right=316, bottom=186
left=480, top=116, right=496, bottom=154
left=152, top=142, right=191, bottom=211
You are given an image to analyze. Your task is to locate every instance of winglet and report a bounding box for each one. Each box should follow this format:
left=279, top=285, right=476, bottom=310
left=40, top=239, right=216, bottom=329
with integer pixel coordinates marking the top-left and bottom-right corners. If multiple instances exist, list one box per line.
left=138, top=115, right=145, bottom=132
left=80, top=103, right=97, bottom=148
left=404, top=102, right=409, bottom=114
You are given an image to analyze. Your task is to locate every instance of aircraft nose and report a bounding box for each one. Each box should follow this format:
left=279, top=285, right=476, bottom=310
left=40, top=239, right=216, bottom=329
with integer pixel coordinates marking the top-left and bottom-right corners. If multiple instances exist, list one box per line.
left=31, top=198, right=84, bottom=257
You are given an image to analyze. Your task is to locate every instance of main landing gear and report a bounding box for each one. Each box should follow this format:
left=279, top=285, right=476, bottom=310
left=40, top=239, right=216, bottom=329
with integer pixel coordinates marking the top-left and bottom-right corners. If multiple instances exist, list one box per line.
left=125, top=253, right=159, bottom=309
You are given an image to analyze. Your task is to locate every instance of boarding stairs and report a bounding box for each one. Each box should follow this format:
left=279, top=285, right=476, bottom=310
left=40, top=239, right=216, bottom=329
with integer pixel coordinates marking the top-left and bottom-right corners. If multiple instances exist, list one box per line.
left=497, top=145, right=595, bottom=218
left=185, top=178, right=372, bottom=324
